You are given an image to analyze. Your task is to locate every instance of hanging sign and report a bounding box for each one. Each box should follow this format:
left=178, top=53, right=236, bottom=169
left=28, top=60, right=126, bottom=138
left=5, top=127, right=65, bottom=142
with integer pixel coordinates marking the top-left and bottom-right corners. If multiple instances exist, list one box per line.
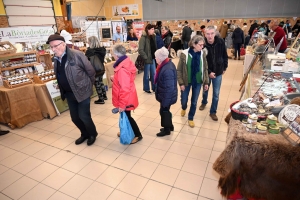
left=113, top=4, right=139, bottom=16
left=0, top=26, right=54, bottom=44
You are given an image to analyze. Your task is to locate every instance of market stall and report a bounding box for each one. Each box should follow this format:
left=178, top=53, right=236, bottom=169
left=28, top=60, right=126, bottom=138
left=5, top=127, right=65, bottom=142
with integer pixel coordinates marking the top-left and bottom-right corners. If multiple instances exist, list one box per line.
left=217, top=30, right=300, bottom=199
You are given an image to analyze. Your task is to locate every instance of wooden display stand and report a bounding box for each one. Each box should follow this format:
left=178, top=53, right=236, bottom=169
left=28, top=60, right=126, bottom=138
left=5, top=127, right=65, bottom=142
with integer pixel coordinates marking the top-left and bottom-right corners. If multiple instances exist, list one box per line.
left=33, top=74, right=56, bottom=84
left=3, top=79, right=33, bottom=89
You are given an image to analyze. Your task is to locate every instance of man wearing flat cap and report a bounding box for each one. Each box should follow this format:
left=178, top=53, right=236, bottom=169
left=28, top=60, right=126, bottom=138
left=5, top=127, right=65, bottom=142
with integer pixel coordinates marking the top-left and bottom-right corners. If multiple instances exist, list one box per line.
left=47, top=34, right=98, bottom=146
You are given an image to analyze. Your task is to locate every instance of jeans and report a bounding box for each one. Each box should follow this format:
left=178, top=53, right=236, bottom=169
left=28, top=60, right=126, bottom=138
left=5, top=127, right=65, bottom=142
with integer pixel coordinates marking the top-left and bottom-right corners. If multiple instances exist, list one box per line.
left=143, top=59, right=156, bottom=92
left=234, top=43, right=242, bottom=58
left=65, top=92, right=97, bottom=137
left=125, top=111, right=142, bottom=137
left=181, top=83, right=202, bottom=120
left=183, top=41, right=189, bottom=49
left=202, top=75, right=222, bottom=114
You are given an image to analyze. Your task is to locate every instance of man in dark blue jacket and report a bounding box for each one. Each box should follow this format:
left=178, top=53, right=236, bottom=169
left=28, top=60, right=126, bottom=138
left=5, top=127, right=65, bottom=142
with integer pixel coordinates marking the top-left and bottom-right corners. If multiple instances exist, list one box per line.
left=199, top=26, right=228, bottom=121
left=154, top=47, right=177, bottom=137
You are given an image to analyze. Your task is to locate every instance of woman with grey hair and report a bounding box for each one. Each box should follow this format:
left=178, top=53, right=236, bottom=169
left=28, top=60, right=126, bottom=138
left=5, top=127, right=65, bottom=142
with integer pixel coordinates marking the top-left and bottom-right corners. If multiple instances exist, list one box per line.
left=154, top=47, right=177, bottom=137
left=177, top=35, right=209, bottom=128
left=85, top=36, right=107, bottom=104
left=112, top=45, right=143, bottom=144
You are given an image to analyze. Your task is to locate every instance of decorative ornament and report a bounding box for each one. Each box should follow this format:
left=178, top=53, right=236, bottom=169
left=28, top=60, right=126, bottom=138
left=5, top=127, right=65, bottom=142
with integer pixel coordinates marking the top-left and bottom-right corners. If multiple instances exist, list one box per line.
left=203, top=19, right=206, bottom=22
left=207, top=19, right=210, bottom=23
left=239, top=19, right=242, bottom=22
left=267, top=20, right=271, bottom=24
left=233, top=20, right=236, bottom=23
left=293, top=17, right=297, bottom=21
left=244, top=19, right=247, bottom=22
left=261, top=20, right=265, bottom=23
left=198, top=21, right=201, bottom=25
left=217, top=20, right=220, bottom=24
left=250, top=20, right=253, bottom=23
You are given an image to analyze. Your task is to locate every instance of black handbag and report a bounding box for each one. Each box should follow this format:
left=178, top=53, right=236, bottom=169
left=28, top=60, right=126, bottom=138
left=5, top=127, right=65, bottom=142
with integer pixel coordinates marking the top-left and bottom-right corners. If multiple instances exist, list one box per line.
left=90, top=55, right=105, bottom=76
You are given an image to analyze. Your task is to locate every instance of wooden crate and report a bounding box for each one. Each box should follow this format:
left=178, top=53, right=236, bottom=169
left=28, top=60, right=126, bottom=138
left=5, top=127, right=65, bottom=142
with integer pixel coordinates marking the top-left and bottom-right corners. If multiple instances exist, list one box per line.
left=0, top=41, right=17, bottom=55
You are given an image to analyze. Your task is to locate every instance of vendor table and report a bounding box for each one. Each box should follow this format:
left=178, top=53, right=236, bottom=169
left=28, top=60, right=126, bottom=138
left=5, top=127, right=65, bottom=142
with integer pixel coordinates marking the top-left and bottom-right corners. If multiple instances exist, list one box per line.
left=34, top=84, right=57, bottom=119
left=213, top=118, right=300, bottom=200
left=105, top=52, right=139, bottom=88
left=0, top=85, right=43, bottom=128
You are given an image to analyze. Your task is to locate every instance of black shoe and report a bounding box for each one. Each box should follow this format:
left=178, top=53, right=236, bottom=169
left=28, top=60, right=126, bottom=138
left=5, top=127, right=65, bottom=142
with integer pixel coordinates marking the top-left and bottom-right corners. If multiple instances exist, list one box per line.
left=75, top=136, right=88, bottom=145
left=145, top=91, right=151, bottom=93
left=87, top=135, right=97, bottom=146
left=160, top=127, right=174, bottom=132
left=156, top=131, right=171, bottom=137
left=94, top=99, right=105, bottom=104
left=0, top=130, right=10, bottom=136
left=103, top=96, right=108, bottom=100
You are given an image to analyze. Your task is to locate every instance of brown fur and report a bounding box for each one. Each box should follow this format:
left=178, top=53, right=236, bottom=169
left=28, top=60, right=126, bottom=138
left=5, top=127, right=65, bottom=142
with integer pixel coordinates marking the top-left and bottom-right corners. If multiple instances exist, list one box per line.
left=213, top=130, right=300, bottom=200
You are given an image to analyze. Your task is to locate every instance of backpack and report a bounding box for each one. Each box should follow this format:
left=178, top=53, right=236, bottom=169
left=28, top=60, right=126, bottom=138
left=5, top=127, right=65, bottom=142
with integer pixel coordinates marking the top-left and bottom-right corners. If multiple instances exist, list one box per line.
left=90, top=55, right=105, bottom=76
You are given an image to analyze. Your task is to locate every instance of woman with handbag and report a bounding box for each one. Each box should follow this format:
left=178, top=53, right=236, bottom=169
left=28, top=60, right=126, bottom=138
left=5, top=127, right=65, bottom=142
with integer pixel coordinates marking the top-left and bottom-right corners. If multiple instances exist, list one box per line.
left=112, top=44, right=143, bottom=144
left=85, top=36, right=107, bottom=104
left=232, top=25, right=245, bottom=60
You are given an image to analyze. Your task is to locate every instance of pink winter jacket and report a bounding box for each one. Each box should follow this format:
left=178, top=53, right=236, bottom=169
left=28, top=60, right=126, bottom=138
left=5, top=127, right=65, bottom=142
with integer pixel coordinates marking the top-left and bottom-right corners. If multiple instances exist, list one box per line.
left=112, top=57, right=138, bottom=110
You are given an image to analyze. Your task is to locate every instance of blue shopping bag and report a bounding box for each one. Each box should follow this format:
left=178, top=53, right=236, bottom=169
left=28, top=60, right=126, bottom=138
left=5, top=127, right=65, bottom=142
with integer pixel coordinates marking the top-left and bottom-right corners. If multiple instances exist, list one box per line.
left=119, top=112, right=135, bottom=145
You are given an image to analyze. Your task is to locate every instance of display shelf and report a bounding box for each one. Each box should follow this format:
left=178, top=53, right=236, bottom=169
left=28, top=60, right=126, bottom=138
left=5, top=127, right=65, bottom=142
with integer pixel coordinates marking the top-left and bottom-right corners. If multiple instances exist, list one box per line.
left=0, top=51, right=36, bottom=59
left=33, top=75, right=56, bottom=84
left=1, top=62, right=39, bottom=71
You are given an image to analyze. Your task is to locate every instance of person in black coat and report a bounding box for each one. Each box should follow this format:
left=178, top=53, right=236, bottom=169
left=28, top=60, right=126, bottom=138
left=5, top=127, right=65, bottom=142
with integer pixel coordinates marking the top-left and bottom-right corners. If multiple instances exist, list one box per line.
left=85, top=36, right=107, bottom=104
left=154, top=47, right=177, bottom=137
left=182, top=21, right=193, bottom=49
left=248, top=20, right=259, bottom=37
left=161, top=26, right=173, bottom=49
left=232, top=25, right=245, bottom=60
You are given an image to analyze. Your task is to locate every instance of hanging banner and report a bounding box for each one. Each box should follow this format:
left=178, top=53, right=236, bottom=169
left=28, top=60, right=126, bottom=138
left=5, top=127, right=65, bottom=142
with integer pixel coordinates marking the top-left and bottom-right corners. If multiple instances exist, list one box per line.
left=0, top=26, right=54, bottom=44
left=132, top=21, right=145, bottom=39
left=113, top=4, right=139, bottom=16
left=293, top=17, right=298, bottom=21
left=45, top=80, right=69, bottom=115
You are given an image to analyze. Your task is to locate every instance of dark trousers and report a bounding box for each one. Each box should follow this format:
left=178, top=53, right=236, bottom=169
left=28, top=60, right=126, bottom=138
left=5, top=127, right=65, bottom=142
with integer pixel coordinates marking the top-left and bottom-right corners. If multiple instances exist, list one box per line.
left=125, top=111, right=142, bottom=137
left=94, top=76, right=107, bottom=99
left=159, top=105, right=173, bottom=132
left=278, top=49, right=287, bottom=53
left=65, top=92, right=97, bottom=137
left=234, top=43, right=242, bottom=58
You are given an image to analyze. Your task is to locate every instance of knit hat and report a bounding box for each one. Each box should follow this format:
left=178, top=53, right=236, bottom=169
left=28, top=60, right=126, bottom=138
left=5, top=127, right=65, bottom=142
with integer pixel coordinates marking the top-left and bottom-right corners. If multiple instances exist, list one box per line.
left=155, top=47, right=169, bottom=62
left=60, top=30, right=72, bottom=44
left=46, top=34, right=65, bottom=44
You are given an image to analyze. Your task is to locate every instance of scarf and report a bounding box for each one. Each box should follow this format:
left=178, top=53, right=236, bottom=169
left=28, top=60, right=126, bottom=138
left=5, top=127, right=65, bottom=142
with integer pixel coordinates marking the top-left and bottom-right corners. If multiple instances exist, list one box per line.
left=154, top=58, right=169, bottom=84
left=113, top=55, right=127, bottom=68
left=188, top=48, right=201, bottom=88
left=162, top=31, right=169, bottom=39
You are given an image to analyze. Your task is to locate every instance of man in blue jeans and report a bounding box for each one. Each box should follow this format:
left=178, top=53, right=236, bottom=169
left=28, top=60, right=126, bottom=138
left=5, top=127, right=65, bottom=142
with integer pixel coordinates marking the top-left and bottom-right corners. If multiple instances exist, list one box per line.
left=47, top=34, right=98, bottom=146
left=199, top=26, right=228, bottom=121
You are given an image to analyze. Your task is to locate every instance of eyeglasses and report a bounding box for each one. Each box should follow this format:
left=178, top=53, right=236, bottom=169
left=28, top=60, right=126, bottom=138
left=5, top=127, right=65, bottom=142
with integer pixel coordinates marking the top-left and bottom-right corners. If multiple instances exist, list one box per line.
left=50, top=42, right=63, bottom=49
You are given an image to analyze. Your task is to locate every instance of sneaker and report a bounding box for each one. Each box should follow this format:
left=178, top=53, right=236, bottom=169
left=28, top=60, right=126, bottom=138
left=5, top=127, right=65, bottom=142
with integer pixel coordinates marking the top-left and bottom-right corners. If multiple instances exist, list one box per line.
left=210, top=114, right=218, bottom=121
left=199, top=104, right=206, bottom=110
left=181, top=109, right=186, bottom=117
left=145, top=91, right=151, bottom=94
left=94, top=99, right=105, bottom=104
left=188, top=120, right=195, bottom=128
left=103, top=95, right=108, bottom=100
left=156, top=131, right=171, bottom=137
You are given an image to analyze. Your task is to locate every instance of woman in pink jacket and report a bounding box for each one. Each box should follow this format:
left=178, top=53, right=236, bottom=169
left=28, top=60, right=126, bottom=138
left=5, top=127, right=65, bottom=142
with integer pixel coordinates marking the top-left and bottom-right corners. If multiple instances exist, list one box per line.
left=112, top=45, right=142, bottom=144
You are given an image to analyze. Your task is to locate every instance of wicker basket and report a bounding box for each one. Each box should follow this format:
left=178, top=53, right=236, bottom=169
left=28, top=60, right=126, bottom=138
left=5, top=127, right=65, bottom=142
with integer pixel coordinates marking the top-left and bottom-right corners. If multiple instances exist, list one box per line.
left=0, top=41, right=17, bottom=55
left=230, top=101, right=267, bottom=122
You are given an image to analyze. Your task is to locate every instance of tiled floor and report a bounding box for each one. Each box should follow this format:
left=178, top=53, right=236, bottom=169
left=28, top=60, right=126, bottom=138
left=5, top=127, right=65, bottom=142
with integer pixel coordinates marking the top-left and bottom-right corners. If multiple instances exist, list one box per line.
left=0, top=58, right=243, bottom=200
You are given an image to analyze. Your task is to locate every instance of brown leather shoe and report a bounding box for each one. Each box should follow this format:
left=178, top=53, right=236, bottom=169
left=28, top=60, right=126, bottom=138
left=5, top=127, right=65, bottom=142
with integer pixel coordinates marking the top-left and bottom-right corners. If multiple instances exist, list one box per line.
left=210, top=114, right=218, bottom=121
left=199, top=104, right=206, bottom=110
